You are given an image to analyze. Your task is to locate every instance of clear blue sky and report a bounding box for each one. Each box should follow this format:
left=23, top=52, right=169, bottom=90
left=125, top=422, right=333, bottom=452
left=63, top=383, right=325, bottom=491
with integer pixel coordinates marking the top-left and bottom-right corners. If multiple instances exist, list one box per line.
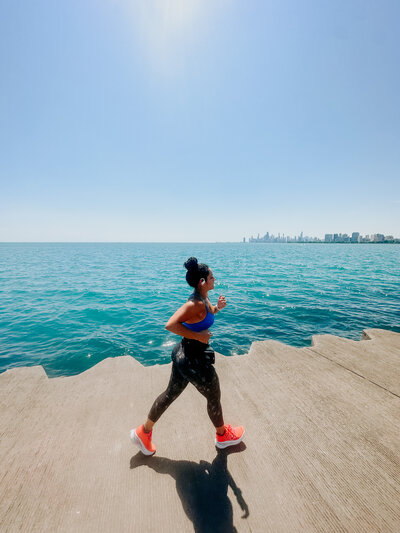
left=1, top=0, right=399, bottom=241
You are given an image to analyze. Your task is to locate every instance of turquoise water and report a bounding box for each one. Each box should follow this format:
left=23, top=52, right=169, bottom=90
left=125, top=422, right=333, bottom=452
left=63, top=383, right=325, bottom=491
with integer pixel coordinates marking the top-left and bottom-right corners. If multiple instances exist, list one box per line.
left=0, top=243, right=399, bottom=377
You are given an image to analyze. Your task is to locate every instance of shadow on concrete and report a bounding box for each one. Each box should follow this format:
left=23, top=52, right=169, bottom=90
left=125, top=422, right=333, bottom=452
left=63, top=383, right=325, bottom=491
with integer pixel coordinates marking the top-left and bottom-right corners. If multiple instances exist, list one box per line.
left=130, top=443, right=249, bottom=533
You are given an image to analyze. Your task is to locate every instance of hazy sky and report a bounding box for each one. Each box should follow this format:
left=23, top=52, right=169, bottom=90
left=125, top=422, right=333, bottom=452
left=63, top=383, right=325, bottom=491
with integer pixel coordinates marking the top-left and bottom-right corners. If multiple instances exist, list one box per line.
left=1, top=0, right=399, bottom=241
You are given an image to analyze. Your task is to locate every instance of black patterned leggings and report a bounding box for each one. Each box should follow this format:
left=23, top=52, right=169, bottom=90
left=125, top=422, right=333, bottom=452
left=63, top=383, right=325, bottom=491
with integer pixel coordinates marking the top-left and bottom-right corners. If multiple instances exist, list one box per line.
left=148, top=339, right=224, bottom=428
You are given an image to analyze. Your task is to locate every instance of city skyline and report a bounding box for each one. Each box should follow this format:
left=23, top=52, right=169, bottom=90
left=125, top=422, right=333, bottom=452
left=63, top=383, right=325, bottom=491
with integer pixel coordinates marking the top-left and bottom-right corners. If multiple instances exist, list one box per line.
left=247, top=231, right=399, bottom=243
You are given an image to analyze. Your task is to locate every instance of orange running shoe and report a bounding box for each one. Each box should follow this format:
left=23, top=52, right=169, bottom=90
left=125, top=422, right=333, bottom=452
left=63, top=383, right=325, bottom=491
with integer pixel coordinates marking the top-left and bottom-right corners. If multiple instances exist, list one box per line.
left=215, top=424, right=245, bottom=449
left=130, top=424, right=156, bottom=456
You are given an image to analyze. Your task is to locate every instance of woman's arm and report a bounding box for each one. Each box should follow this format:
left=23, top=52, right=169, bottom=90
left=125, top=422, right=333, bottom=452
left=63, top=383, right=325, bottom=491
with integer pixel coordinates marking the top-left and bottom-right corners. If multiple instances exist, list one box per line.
left=210, top=295, right=226, bottom=314
left=165, top=301, right=212, bottom=344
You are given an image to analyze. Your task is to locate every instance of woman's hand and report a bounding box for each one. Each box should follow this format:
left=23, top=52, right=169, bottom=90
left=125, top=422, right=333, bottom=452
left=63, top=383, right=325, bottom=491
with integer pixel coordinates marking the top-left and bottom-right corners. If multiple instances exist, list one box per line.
left=196, top=330, right=212, bottom=344
left=216, top=295, right=226, bottom=310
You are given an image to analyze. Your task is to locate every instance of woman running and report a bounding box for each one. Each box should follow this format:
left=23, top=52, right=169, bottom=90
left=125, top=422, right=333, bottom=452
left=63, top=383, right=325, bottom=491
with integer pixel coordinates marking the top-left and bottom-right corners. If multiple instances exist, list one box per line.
left=130, top=257, right=244, bottom=455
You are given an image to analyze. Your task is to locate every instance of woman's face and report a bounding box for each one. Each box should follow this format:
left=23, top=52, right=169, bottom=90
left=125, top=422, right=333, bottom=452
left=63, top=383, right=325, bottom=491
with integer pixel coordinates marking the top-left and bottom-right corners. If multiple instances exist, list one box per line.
left=205, top=269, right=215, bottom=291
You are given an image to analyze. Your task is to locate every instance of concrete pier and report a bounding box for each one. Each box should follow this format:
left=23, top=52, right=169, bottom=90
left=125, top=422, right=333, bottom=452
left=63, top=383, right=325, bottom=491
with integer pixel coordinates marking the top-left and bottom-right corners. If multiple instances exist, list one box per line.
left=1, top=328, right=399, bottom=532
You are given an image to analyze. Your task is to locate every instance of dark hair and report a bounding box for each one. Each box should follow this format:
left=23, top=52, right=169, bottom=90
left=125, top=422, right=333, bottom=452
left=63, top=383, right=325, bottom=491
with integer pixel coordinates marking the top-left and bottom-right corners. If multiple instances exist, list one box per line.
left=184, top=257, right=210, bottom=288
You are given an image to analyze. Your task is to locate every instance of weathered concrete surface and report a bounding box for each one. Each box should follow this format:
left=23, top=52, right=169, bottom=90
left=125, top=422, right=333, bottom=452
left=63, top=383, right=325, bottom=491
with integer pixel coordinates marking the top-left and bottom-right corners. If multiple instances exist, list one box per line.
left=1, top=328, right=399, bottom=533
left=310, top=329, right=400, bottom=396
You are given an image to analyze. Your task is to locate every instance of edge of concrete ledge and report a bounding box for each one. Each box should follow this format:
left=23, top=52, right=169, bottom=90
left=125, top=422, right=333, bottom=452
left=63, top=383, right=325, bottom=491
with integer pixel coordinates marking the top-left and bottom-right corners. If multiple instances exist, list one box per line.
left=1, top=328, right=399, bottom=382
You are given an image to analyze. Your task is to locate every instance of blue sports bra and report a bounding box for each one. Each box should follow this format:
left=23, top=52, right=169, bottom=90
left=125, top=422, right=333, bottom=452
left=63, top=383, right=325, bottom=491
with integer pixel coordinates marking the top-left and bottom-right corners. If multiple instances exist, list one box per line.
left=183, top=301, right=215, bottom=332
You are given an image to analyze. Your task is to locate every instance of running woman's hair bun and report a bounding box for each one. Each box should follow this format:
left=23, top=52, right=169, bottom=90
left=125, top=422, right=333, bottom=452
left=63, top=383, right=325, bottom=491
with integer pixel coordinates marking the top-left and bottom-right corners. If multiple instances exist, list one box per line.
left=184, top=257, right=210, bottom=288
left=184, top=257, right=198, bottom=271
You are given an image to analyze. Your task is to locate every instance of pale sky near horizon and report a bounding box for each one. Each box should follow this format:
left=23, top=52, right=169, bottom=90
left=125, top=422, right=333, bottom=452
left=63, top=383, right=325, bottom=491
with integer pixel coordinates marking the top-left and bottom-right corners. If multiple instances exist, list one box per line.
left=1, top=0, right=399, bottom=242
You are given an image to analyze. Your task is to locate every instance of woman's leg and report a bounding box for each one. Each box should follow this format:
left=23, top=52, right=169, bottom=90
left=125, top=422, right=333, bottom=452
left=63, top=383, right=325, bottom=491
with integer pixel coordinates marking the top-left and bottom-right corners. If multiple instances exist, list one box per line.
left=188, top=365, right=224, bottom=429
left=146, top=362, right=189, bottom=426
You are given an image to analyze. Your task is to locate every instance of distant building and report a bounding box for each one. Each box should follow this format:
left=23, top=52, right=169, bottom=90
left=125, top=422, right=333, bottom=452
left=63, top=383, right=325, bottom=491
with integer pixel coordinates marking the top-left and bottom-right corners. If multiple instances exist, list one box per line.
left=325, top=234, right=333, bottom=242
left=351, top=232, right=360, bottom=243
left=373, top=234, right=385, bottom=242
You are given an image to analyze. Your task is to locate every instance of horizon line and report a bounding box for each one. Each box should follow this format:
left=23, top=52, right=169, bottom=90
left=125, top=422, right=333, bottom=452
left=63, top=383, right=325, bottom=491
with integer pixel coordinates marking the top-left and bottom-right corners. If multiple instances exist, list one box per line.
left=1, top=240, right=399, bottom=245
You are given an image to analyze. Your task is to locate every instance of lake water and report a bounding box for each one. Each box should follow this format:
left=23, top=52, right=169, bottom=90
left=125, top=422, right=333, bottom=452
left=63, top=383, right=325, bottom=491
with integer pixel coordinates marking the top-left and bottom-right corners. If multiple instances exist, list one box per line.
left=0, top=243, right=399, bottom=377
